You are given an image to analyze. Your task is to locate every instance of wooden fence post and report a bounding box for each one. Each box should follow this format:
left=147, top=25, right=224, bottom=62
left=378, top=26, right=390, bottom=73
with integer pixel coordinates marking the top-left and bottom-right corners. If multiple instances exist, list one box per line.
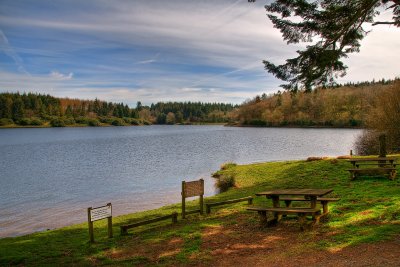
left=107, top=203, right=113, bottom=238
left=379, top=134, right=387, bottom=158
left=88, top=207, right=94, bottom=243
left=199, top=179, right=204, bottom=215
left=181, top=181, right=186, bottom=219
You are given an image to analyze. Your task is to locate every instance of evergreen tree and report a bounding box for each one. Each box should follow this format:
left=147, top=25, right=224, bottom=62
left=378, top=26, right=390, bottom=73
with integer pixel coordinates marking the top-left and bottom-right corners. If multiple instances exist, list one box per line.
left=250, top=0, right=400, bottom=91
left=12, top=96, right=24, bottom=121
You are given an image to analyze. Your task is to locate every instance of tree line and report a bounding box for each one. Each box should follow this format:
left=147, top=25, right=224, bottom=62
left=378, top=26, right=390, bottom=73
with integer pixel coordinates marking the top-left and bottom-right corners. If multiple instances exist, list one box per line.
left=0, top=92, right=236, bottom=127
left=234, top=78, right=399, bottom=128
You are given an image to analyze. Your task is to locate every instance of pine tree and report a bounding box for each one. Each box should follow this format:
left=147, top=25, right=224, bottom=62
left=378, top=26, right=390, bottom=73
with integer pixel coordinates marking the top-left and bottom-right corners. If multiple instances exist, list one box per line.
left=250, top=0, right=400, bottom=91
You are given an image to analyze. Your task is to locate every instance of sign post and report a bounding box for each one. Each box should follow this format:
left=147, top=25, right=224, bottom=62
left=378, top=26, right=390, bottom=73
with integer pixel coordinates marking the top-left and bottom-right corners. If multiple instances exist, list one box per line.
left=87, top=203, right=113, bottom=243
left=181, top=179, right=204, bottom=219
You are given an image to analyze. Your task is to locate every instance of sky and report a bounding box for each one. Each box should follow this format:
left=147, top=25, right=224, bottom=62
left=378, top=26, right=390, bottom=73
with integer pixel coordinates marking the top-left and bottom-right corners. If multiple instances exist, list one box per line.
left=0, top=0, right=399, bottom=106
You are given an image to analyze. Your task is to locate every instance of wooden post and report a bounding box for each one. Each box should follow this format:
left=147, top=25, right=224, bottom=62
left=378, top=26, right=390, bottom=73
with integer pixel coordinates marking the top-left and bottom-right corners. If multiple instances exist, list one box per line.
left=379, top=134, right=387, bottom=158
left=107, top=203, right=113, bottom=238
left=199, top=179, right=204, bottom=215
left=181, top=181, right=186, bottom=219
left=88, top=207, right=94, bottom=243
left=350, top=150, right=353, bottom=157
left=172, top=212, right=178, bottom=223
left=271, top=196, right=282, bottom=221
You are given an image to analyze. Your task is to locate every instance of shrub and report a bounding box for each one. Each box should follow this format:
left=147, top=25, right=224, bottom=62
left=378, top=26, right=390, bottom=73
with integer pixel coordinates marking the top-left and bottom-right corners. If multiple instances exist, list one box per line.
left=130, top=118, right=140, bottom=125
left=30, top=118, right=43, bottom=126
left=50, top=118, right=65, bottom=127
left=63, top=117, right=76, bottom=125
left=111, top=118, right=125, bottom=126
left=216, top=174, right=235, bottom=192
left=142, top=120, right=151, bottom=125
left=0, top=118, right=14, bottom=126
left=74, top=117, right=89, bottom=124
left=18, top=118, right=31, bottom=126
left=220, top=162, right=237, bottom=170
left=99, top=117, right=114, bottom=124
left=87, top=118, right=100, bottom=126
left=355, top=130, right=380, bottom=155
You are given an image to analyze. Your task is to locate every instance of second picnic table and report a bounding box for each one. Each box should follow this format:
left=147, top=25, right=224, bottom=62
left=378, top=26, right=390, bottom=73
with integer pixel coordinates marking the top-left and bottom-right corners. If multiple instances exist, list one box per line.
left=347, top=157, right=397, bottom=180
left=248, top=188, right=337, bottom=230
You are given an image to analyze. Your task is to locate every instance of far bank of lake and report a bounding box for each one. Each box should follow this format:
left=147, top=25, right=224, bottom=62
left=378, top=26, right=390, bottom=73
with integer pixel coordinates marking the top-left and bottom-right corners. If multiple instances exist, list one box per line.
left=0, top=125, right=362, bottom=237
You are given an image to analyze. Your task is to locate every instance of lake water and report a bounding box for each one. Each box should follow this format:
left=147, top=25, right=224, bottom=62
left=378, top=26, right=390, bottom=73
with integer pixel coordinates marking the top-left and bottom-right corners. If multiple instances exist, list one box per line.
left=0, top=125, right=362, bottom=237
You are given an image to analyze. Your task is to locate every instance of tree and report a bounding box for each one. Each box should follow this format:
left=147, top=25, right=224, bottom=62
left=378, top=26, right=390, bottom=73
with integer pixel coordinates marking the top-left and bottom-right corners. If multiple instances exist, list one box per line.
left=251, top=0, right=400, bottom=91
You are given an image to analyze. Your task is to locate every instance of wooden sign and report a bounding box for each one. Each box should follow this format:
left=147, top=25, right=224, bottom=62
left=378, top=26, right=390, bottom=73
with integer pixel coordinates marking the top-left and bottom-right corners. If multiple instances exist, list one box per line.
left=87, top=203, right=113, bottom=243
left=183, top=180, right=204, bottom=198
left=90, top=205, right=112, bottom=222
left=181, top=179, right=204, bottom=219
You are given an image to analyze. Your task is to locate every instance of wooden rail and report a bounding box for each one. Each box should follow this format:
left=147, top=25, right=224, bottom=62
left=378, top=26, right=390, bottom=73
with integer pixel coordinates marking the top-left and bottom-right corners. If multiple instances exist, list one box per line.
left=120, top=212, right=178, bottom=235
left=206, top=196, right=253, bottom=214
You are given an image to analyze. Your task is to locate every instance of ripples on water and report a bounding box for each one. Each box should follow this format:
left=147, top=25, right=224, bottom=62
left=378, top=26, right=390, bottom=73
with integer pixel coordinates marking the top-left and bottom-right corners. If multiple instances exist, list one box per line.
left=0, top=125, right=362, bottom=237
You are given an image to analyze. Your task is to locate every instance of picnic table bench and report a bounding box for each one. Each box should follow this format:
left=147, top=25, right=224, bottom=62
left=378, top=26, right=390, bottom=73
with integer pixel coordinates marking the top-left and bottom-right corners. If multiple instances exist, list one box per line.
left=247, top=206, right=321, bottom=230
left=347, top=157, right=397, bottom=180
left=248, top=189, right=335, bottom=230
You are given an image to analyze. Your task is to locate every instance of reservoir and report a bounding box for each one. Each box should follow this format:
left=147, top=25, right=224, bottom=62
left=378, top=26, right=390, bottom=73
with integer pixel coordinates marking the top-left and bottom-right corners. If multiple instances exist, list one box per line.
left=0, top=125, right=361, bottom=237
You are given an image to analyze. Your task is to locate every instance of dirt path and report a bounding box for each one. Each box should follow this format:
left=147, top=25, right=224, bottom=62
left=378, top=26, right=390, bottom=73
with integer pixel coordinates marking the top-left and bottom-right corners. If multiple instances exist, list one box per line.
left=107, top=216, right=400, bottom=266
left=194, top=221, right=400, bottom=267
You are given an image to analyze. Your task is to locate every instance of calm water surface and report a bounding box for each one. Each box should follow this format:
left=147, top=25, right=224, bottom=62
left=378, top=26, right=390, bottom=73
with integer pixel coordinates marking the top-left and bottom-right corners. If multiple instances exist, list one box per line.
left=0, top=125, right=361, bottom=237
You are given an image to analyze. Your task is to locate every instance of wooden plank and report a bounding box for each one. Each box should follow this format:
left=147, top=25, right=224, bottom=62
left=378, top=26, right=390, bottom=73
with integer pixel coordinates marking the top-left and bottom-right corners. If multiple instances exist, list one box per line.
left=120, top=212, right=178, bottom=235
left=279, top=197, right=340, bottom=202
left=347, top=168, right=395, bottom=173
left=256, top=188, right=333, bottom=197
left=348, top=157, right=397, bottom=162
left=205, top=196, right=253, bottom=214
left=247, top=206, right=320, bottom=214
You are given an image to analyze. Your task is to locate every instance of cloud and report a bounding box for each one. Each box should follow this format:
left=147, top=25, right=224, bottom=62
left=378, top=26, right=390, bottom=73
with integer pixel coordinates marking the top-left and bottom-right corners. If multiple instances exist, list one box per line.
left=0, top=29, right=29, bottom=74
left=49, top=71, right=74, bottom=80
left=0, top=0, right=399, bottom=105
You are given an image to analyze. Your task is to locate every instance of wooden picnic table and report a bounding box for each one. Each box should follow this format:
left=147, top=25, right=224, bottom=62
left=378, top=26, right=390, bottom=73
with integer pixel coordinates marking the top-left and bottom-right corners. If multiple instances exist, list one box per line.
left=256, top=189, right=333, bottom=210
left=348, top=157, right=397, bottom=167
left=249, top=189, right=335, bottom=230
left=347, top=157, right=397, bottom=180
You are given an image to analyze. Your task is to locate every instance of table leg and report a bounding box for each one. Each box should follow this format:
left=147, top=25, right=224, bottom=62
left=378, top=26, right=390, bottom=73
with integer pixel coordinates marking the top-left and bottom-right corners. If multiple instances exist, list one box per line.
left=310, top=196, right=317, bottom=221
left=271, top=196, right=282, bottom=222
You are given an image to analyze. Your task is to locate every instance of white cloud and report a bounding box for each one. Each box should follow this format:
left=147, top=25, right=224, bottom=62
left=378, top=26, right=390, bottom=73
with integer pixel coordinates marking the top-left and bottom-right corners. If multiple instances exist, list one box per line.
left=49, top=71, right=74, bottom=80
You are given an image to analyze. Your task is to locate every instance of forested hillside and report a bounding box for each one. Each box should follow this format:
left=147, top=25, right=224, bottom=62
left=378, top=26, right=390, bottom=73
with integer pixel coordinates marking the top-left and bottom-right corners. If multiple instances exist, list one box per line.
left=235, top=79, right=398, bottom=127
left=0, top=93, right=236, bottom=127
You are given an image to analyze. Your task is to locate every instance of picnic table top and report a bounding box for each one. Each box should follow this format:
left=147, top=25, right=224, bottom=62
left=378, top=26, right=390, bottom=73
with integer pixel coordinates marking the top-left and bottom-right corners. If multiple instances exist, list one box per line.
left=256, top=188, right=333, bottom=197
left=348, top=157, right=397, bottom=162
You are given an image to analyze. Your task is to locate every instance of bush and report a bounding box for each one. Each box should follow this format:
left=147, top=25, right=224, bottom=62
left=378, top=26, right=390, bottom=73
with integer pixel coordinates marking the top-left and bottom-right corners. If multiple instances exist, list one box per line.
left=216, top=174, right=235, bottom=192
left=220, top=162, right=237, bottom=170
left=30, top=118, right=43, bottom=126
left=130, top=118, right=140, bottom=125
left=74, top=117, right=89, bottom=124
left=111, top=118, right=125, bottom=126
left=142, top=120, right=151, bottom=125
left=355, top=130, right=380, bottom=155
left=123, top=117, right=132, bottom=124
left=359, top=81, right=400, bottom=153
left=87, top=118, right=100, bottom=126
left=99, top=117, right=114, bottom=124
left=18, top=118, right=31, bottom=126
left=50, top=118, right=65, bottom=127
left=0, top=118, right=14, bottom=126
left=62, top=117, right=76, bottom=125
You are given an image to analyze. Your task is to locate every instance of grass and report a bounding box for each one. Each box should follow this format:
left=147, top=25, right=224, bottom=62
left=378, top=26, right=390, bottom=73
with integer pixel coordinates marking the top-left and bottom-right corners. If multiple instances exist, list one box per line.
left=1, top=155, right=400, bottom=266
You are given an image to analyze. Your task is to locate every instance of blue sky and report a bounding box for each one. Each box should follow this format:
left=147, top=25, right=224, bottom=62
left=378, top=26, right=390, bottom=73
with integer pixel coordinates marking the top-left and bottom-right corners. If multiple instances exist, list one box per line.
left=0, top=0, right=399, bottom=106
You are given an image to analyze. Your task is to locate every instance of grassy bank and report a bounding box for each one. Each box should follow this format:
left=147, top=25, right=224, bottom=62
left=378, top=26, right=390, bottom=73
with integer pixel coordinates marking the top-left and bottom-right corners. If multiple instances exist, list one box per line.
left=1, top=157, right=400, bottom=266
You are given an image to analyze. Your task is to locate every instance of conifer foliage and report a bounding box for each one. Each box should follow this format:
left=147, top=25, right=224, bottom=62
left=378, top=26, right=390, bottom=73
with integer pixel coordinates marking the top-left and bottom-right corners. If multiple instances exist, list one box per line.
left=251, top=0, right=400, bottom=91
